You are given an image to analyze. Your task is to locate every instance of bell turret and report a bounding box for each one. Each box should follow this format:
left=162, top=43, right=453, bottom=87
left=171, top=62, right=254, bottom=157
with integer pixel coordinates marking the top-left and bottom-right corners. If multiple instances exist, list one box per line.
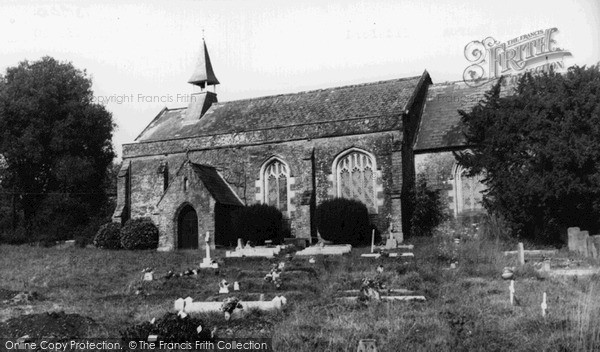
left=185, top=39, right=219, bottom=120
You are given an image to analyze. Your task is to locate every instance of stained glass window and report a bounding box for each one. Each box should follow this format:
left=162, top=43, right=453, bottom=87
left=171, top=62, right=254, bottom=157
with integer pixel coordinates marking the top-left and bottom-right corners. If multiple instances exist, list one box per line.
left=264, top=160, right=289, bottom=212
left=336, top=151, right=376, bottom=212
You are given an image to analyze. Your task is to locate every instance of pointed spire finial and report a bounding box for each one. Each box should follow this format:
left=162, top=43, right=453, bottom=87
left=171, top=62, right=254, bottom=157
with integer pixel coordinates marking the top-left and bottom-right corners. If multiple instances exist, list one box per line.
left=188, top=39, right=219, bottom=89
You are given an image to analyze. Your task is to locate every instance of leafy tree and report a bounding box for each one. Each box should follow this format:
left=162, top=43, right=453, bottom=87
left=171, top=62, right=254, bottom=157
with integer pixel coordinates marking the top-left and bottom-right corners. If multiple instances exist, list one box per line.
left=0, top=57, right=115, bottom=240
left=410, top=176, right=450, bottom=237
left=456, top=65, right=600, bottom=243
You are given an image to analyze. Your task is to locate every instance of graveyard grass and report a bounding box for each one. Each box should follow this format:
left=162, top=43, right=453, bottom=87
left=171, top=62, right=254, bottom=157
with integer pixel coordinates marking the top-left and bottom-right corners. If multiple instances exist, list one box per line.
left=1, top=221, right=600, bottom=351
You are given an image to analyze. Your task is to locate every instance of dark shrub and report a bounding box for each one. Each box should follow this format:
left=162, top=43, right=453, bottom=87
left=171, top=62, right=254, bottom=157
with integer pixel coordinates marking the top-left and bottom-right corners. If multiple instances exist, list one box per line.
left=315, top=198, right=370, bottom=245
left=30, top=195, right=90, bottom=243
left=231, top=204, right=284, bottom=245
left=411, top=176, right=450, bottom=237
left=0, top=228, right=29, bottom=245
left=121, top=312, right=213, bottom=344
left=120, top=218, right=159, bottom=250
left=93, top=222, right=122, bottom=249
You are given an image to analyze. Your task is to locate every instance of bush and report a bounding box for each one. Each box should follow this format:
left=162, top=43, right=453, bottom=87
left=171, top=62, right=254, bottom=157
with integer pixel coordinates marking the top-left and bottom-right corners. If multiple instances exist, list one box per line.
left=0, top=228, right=29, bottom=245
left=231, top=204, right=284, bottom=245
left=315, top=198, right=370, bottom=245
left=411, top=176, right=449, bottom=237
left=121, top=312, right=213, bottom=344
left=120, top=218, right=159, bottom=250
left=93, top=222, right=122, bottom=249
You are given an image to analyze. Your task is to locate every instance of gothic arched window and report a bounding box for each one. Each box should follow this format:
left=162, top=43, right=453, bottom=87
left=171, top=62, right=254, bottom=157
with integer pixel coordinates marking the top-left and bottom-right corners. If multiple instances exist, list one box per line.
left=336, top=150, right=376, bottom=212
left=452, top=164, right=485, bottom=217
left=263, top=159, right=289, bottom=212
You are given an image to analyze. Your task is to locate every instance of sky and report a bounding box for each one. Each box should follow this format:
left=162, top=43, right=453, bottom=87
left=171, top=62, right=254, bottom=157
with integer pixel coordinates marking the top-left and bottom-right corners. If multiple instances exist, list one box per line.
left=1, top=0, right=599, bottom=159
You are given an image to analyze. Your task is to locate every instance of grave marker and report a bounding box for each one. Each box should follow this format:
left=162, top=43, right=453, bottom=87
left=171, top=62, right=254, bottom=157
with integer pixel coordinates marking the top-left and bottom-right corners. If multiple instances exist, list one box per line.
left=357, top=339, right=378, bottom=352
left=577, top=231, right=590, bottom=256
left=200, top=232, right=213, bottom=268
left=371, top=230, right=375, bottom=253
left=219, top=280, right=229, bottom=294
left=568, top=227, right=581, bottom=252
left=587, top=236, right=597, bottom=258
left=518, top=243, right=525, bottom=265
left=541, top=292, right=547, bottom=317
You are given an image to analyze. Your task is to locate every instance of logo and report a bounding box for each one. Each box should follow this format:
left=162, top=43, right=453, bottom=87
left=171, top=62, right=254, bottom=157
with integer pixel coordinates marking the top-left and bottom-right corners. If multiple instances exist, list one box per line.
left=463, top=28, right=572, bottom=87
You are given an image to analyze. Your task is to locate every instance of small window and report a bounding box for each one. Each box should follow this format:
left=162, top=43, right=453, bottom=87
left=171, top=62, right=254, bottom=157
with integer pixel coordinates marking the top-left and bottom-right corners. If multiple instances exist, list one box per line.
left=183, top=177, right=189, bottom=191
left=157, top=161, right=169, bottom=192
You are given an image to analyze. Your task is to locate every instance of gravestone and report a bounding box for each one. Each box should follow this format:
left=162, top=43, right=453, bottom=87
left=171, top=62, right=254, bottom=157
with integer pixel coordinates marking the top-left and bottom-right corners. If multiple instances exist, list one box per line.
left=577, top=231, right=589, bottom=256
left=587, top=236, right=598, bottom=258
left=357, top=339, right=377, bottom=352
left=385, top=235, right=397, bottom=250
left=568, top=227, right=581, bottom=252
left=200, top=232, right=213, bottom=268
left=593, top=235, right=600, bottom=258
left=568, top=227, right=591, bottom=257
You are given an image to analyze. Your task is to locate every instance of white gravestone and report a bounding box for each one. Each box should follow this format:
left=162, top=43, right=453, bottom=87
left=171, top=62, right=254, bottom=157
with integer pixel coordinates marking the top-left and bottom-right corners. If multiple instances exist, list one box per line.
left=200, top=231, right=212, bottom=268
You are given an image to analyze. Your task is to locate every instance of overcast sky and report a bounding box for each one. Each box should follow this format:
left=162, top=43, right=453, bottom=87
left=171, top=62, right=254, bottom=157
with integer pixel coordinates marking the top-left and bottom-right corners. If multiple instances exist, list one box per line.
left=1, top=0, right=599, bottom=159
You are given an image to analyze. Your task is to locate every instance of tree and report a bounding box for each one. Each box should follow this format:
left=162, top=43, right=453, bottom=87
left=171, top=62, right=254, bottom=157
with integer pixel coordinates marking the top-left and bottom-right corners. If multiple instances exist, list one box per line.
left=410, top=176, right=450, bottom=237
left=0, top=57, right=115, bottom=241
left=456, top=65, right=600, bottom=243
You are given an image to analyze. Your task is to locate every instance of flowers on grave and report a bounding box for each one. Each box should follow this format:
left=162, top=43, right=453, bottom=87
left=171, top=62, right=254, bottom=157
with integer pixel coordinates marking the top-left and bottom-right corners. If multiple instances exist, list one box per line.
left=501, top=267, right=514, bottom=280
left=376, top=265, right=384, bottom=273
left=264, top=265, right=283, bottom=289
left=358, top=277, right=386, bottom=302
left=164, top=271, right=174, bottom=280
left=221, top=296, right=243, bottom=321
left=376, top=249, right=390, bottom=258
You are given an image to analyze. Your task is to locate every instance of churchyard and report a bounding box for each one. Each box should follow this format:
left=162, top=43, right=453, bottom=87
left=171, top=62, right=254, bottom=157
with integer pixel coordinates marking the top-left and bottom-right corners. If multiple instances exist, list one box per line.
left=1, top=219, right=600, bottom=351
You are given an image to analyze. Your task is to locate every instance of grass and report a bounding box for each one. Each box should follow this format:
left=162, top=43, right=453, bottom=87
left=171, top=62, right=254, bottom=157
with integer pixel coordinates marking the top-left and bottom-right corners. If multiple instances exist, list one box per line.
left=1, top=224, right=600, bottom=351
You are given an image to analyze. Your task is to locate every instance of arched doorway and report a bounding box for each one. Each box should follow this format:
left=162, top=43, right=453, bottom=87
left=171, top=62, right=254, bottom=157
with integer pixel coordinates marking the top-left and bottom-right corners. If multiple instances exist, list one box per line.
left=177, top=205, right=198, bottom=249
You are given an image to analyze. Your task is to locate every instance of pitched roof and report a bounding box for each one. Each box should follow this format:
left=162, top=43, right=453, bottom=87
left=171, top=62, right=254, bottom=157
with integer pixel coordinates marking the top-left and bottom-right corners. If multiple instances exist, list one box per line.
left=190, top=163, right=243, bottom=206
left=135, top=75, right=424, bottom=142
left=414, top=79, right=513, bottom=152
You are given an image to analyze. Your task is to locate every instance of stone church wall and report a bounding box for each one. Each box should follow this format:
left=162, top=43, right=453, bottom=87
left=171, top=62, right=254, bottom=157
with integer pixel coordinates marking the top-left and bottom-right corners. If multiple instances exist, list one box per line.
left=121, top=129, right=402, bottom=248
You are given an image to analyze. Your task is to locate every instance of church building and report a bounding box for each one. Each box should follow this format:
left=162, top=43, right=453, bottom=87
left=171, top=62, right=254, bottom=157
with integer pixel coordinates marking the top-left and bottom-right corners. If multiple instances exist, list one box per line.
left=113, top=41, right=485, bottom=251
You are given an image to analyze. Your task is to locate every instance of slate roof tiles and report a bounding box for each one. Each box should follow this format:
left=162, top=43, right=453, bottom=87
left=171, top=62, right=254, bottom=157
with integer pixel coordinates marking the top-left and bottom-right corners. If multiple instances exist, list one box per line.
left=136, top=75, right=424, bottom=142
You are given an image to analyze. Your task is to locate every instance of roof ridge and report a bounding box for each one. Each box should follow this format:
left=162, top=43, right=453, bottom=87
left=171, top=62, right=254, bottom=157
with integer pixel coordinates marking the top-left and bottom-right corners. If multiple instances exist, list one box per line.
left=163, top=75, right=423, bottom=112
left=209, top=75, right=423, bottom=106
